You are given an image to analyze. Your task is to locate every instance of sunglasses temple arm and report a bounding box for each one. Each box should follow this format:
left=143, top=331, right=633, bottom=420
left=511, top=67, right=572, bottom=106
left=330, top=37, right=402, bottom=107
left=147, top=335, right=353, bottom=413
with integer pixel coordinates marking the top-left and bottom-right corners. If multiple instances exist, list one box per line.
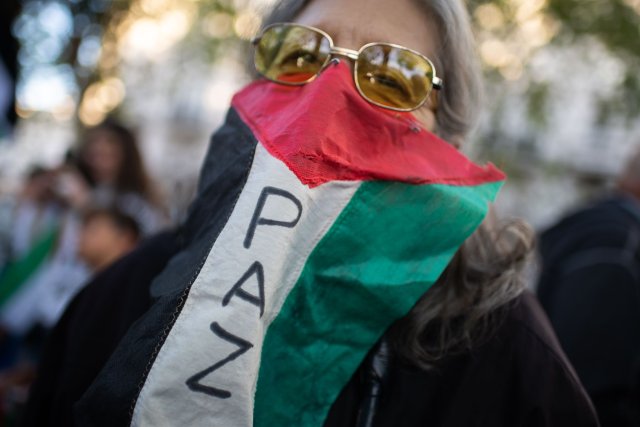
left=433, top=77, right=443, bottom=90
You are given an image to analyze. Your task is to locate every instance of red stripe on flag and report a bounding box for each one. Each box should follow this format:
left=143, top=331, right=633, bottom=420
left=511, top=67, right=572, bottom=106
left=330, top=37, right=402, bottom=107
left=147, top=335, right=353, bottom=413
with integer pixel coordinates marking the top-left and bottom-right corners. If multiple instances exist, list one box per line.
left=232, top=62, right=505, bottom=188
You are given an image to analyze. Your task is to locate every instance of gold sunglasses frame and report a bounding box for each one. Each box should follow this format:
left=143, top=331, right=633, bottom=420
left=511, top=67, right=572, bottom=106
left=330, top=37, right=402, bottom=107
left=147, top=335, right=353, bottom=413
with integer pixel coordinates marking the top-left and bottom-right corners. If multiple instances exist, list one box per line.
left=251, top=23, right=443, bottom=112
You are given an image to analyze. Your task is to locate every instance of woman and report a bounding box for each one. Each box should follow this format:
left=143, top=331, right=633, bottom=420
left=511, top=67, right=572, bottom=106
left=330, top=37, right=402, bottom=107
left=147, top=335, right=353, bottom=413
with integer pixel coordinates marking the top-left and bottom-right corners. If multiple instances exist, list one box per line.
left=257, top=0, right=598, bottom=425
left=25, top=0, right=598, bottom=426
left=71, top=120, right=166, bottom=235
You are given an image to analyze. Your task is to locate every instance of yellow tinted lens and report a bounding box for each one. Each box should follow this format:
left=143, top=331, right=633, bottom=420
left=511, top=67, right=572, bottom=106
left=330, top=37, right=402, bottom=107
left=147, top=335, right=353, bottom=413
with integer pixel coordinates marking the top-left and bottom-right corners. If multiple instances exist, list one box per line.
left=356, top=44, right=434, bottom=110
left=254, top=25, right=331, bottom=84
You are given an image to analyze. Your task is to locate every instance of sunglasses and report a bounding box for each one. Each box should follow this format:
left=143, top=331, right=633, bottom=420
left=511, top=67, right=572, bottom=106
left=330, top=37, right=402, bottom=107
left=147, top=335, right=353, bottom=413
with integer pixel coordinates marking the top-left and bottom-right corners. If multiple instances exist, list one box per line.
left=251, top=23, right=443, bottom=112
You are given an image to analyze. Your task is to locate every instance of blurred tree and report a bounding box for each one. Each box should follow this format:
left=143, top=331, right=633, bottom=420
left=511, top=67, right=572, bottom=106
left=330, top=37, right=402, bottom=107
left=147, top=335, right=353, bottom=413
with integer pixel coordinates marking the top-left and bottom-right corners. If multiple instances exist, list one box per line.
left=547, top=0, right=639, bottom=58
left=12, top=0, right=246, bottom=124
left=467, top=0, right=640, bottom=123
left=546, top=0, right=640, bottom=122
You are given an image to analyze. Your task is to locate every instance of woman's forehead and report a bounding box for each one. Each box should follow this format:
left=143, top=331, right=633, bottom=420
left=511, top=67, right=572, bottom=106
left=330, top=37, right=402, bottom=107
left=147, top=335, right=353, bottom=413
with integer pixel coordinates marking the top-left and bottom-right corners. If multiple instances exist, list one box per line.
left=293, top=0, right=439, bottom=58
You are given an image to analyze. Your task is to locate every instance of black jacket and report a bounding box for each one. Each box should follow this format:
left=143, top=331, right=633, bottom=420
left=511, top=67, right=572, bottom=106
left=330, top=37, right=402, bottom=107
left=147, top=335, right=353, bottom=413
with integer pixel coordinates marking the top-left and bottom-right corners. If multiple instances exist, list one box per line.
left=537, top=194, right=640, bottom=426
left=325, top=291, right=599, bottom=427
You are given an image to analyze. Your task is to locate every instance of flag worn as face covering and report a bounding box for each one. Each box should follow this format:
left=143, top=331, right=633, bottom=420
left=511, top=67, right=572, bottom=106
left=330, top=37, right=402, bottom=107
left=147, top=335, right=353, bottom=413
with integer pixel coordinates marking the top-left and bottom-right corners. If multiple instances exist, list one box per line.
left=76, top=61, right=505, bottom=427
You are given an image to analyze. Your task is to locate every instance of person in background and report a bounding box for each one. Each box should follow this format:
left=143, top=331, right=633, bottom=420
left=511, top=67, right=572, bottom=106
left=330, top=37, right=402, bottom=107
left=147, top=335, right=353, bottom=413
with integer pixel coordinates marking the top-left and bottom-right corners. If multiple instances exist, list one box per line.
left=537, top=147, right=640, bottom=426
left=1, top=167, right=60, bottom=271
left=0, top=121, right=163, bottom=424
left=67, top=120, right=167, bottom=235
left=0, top=206, right=141, bottom=425
left=0, top=119, right=166, bottom=337
left=77, top=207, right=141, bottom=273
left=0, top=168, right=72, bottom=424
left=1, top=118, right=166, bottom=321
left=1, top=118, right=165, bottom=319
left=1, top=205, right=141, bottom=345
left=0, top=167, right=73, bottom=337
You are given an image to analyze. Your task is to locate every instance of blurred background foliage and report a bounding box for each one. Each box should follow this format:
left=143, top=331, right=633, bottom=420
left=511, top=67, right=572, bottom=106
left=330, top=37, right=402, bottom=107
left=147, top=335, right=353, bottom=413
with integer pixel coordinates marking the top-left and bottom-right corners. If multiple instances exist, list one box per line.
left=10, top=0, right=257, bottom=125
left=470, top=0, right=640, bottom=124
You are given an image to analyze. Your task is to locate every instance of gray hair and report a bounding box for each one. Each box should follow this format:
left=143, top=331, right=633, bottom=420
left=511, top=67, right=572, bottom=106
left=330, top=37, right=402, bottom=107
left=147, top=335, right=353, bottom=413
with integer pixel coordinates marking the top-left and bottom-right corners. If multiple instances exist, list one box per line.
left=261, top=0, right=483, bottom=143
left=391, top=219, right=533, bottom=368
left=261, top=0, right=533, bottom=369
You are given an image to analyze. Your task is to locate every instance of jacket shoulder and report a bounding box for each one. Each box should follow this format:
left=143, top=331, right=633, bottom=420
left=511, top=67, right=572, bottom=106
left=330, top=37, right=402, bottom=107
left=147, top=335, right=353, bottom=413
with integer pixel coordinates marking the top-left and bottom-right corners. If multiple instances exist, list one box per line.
left=479, top=291, right=599, bottom=426
left=326, top=291, right=600, bottom=427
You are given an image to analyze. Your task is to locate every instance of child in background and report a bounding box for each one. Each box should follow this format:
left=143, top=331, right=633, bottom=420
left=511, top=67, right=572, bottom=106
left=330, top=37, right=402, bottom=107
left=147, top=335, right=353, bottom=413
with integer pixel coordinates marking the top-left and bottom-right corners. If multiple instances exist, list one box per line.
left=0, top=207, right=140, bottom=338
left=77, top=207, right=140, bottom=272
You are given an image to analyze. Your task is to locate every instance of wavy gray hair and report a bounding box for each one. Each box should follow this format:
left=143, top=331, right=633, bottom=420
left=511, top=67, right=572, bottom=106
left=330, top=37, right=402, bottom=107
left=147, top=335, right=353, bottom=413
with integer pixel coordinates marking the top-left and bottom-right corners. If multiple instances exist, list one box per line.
left=392, top=219, right=533, bottom=367
left=260, top=0, right=533, bottom=368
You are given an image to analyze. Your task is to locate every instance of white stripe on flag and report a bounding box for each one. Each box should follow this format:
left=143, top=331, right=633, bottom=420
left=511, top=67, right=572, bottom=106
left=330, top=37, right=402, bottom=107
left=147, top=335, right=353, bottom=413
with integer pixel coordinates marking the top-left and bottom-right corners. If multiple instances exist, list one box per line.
left=132, top=143, right=360, bottom=427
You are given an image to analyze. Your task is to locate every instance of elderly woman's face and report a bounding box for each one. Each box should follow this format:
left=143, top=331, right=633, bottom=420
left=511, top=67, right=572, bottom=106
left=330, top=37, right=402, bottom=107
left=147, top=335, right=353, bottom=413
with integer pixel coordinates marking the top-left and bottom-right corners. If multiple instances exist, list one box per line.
left=294, top=0, right=439, bottom=131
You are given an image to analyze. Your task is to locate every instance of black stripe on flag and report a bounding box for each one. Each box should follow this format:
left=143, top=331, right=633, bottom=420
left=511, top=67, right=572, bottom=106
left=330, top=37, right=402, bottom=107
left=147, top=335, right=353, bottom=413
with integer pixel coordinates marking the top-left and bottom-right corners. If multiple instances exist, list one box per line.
left=75, top=108, right=259, bottom=426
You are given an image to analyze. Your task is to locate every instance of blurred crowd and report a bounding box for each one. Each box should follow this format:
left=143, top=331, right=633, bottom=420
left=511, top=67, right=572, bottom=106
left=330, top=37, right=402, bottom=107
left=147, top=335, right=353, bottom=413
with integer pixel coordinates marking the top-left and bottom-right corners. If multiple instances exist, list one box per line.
left=0, top=120, right=167, bottom=422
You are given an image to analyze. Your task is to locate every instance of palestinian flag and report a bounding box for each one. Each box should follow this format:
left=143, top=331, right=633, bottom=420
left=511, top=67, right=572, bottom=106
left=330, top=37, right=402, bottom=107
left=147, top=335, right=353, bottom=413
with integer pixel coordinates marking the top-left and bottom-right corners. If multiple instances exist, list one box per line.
left=76, top=63, right=504, bottom=426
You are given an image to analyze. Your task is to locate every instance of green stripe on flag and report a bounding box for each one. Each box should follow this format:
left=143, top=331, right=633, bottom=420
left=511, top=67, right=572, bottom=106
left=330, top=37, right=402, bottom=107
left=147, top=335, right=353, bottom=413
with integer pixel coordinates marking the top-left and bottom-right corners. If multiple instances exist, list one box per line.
left=254, top=180, right=502, bottom=426
left=0, top=227, right=58, bottom=309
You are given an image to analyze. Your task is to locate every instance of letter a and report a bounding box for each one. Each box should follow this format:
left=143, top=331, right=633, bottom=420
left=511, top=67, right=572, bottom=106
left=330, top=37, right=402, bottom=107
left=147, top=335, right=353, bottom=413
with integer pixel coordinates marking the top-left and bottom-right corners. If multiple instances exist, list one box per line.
left=222, top=261, right=265, bottom=317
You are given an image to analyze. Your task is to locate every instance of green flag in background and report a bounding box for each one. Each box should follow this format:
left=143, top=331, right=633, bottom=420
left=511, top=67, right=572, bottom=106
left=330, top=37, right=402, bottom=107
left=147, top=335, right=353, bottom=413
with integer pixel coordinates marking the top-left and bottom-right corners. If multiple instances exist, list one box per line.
left=0, top=227, right=58, bottom=309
